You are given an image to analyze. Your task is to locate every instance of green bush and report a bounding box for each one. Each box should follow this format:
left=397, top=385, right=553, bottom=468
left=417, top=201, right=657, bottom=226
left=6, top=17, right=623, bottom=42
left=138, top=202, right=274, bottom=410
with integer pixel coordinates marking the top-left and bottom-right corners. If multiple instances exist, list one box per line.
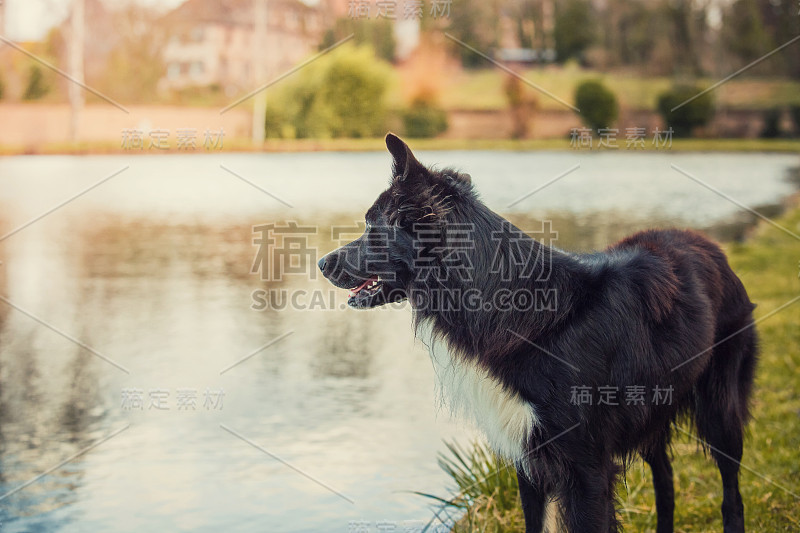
left=760, top=108, right=782, bottom=138
left=574, top=80, right=618, bottom=131
left=22, top=64, right=50, bottom=100
left=264, top=44, right=391, bottom=139
left=656, top=86, right=715, bottom=137
left=790, top=105, right=800, bottom=137
left=401, top=97, right=448, bottom=138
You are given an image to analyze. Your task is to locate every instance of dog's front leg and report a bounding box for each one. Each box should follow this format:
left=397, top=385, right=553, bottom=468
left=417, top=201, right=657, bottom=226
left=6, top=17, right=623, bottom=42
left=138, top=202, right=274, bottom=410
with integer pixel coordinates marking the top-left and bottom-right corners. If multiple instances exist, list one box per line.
left=517, top=469, right=547, bottom=533
left=560, top=459, right=620, bottom=533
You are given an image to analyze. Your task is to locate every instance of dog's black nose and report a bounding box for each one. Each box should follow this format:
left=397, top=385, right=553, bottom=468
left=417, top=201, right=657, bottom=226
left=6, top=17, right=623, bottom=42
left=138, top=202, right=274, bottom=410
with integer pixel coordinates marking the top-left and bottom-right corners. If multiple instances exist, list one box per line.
left=318, top=256, right=327, bottom=273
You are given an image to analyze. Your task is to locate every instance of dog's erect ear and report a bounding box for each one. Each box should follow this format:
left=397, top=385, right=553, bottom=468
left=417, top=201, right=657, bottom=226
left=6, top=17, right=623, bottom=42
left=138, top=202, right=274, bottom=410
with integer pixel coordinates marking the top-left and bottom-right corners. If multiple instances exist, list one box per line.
left=386, top=133, right=425, bottom=181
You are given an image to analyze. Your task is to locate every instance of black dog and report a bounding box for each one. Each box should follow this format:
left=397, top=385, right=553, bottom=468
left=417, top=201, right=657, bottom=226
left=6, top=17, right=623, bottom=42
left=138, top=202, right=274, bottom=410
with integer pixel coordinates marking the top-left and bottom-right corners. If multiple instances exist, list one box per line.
left=319, top=134, right=758, bottom=532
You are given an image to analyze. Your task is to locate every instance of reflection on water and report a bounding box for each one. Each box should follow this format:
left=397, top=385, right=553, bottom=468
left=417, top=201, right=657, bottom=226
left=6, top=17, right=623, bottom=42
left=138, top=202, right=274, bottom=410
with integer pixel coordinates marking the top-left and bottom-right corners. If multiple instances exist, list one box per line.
left=0, top=215, right=462, bottom=533
left=0, top=152, right=797, bottom=532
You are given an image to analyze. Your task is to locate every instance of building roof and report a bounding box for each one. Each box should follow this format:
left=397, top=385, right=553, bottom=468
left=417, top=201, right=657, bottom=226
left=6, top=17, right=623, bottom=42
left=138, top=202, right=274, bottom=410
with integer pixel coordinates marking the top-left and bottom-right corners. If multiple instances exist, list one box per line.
left=164, top=0, right=316, bottom=27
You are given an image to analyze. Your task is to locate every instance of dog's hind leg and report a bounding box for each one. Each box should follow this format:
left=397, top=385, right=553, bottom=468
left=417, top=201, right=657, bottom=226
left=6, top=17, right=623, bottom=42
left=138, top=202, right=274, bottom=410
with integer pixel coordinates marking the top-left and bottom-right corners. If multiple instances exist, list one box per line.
left=694, top=326, right=757, bottom=533
left=696, top=396, right=745, bottom=533
left=517, top=469, right=547, bottom=533
left=642, top=434, right=674, bottom=533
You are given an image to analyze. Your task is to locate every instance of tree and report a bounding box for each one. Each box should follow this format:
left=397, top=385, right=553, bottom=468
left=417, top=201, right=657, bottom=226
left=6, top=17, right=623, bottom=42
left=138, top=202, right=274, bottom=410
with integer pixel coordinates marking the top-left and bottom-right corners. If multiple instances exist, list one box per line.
left=98, top=5, right=165, bottom=103
left=607, top=0, right=658, bottom=67
left=322, top=17, right=395, bottom=63
left=447, top=0, right=499, bottom=68
left=749, top=0, right=800, bottom=78
left=554, top=0, right=594, bottom=63
left=22, top=65, right=50, bottom=100
left=68, top=0, right=85, bottom=142
left=664, top=0, right=705, bottom=75
left=723, top=0, right=772, bottom=68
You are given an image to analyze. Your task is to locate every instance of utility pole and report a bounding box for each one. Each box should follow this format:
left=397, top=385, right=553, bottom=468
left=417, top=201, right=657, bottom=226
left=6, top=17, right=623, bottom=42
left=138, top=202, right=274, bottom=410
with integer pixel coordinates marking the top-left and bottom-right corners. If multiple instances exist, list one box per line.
left=68, top=0, right=85, bottom=143
left=252, top=0, right=267, bottom=145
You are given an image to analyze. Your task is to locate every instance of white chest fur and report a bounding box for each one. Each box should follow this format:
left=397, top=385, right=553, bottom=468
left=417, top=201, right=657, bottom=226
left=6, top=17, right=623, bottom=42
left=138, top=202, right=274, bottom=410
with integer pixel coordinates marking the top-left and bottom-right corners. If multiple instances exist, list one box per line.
left=416, top=319, right=538, bottom=464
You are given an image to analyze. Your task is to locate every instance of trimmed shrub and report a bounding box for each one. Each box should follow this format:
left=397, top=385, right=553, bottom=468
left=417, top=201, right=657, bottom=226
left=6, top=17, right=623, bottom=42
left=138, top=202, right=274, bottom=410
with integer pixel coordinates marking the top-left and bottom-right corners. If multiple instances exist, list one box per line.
left=790, top=105, right=800, bottom=136
left=574, top=80, right=618, bottom=131
left=401, top=97, right=448, bottom=138
left=264, top=44, right=391, bottom=139
left=656, top=86, right=715, bottom=137
left=760, top=108, right=782, bottom=138
left=23, top=65, right=50, bottom=100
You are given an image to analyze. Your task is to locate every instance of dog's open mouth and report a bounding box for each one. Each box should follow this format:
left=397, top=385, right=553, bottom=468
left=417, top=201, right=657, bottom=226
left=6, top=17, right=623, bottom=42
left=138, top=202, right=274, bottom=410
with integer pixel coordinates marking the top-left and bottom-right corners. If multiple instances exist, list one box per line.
left=348, top=276, right=384, bottom=308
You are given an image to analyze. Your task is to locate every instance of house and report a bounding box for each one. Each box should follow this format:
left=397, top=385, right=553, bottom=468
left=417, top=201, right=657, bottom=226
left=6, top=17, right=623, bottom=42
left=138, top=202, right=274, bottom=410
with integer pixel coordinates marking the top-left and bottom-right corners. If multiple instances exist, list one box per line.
left=159, top=0, right=325, bottom=94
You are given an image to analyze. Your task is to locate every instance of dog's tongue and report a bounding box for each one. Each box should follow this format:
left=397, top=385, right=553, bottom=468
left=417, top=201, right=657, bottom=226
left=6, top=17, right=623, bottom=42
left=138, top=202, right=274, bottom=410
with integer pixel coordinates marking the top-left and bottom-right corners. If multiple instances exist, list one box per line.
left=351, top=277, right=375, bottom=295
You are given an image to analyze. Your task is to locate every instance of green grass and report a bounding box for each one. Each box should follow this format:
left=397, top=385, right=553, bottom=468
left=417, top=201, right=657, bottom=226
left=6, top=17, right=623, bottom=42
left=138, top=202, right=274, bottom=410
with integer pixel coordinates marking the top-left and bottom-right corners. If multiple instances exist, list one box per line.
left=420, top=205, right=800, bottom=532
left=443, top=67, right=800, bottom=112
left=414, top=441, right=526, bottom=532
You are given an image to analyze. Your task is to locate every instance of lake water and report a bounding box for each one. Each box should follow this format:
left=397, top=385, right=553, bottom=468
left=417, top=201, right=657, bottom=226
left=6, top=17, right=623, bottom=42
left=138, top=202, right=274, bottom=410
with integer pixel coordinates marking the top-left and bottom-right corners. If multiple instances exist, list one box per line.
left=0, top=151, right=797, bottom=532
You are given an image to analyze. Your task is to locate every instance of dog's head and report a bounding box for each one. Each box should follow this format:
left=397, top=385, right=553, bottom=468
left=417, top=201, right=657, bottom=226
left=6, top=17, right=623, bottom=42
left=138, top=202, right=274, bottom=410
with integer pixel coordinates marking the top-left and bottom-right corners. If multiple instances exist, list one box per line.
left=318, top=133, right=475, bottom=309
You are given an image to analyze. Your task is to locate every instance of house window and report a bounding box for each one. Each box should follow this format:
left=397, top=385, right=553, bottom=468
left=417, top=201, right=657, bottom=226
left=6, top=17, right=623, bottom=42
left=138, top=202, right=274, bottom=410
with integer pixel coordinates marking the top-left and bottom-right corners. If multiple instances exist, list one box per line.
left=287, top=11, right=299, bottom=31
left=167, top=63, right=181, bottom=80
left=190, top=61, right=205, bottom=79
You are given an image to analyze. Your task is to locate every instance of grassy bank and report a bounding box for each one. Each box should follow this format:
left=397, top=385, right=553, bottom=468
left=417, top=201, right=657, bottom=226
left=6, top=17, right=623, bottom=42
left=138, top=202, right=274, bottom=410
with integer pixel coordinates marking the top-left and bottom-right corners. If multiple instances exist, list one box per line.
left=67, top=67, right=800, bottom=112
left=422, top=204, right=800, bottom=532
left=438, top=68, right=800, bottom=112
left=2, top=137, right=800, bottom=156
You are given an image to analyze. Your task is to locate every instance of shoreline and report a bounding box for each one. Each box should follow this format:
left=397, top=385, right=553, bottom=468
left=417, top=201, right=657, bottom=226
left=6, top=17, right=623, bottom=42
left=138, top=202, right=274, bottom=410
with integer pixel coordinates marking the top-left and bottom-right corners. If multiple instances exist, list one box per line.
left=428, top=196, right=800, bottom=532
left=2, top=138, right=800, bottom=156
